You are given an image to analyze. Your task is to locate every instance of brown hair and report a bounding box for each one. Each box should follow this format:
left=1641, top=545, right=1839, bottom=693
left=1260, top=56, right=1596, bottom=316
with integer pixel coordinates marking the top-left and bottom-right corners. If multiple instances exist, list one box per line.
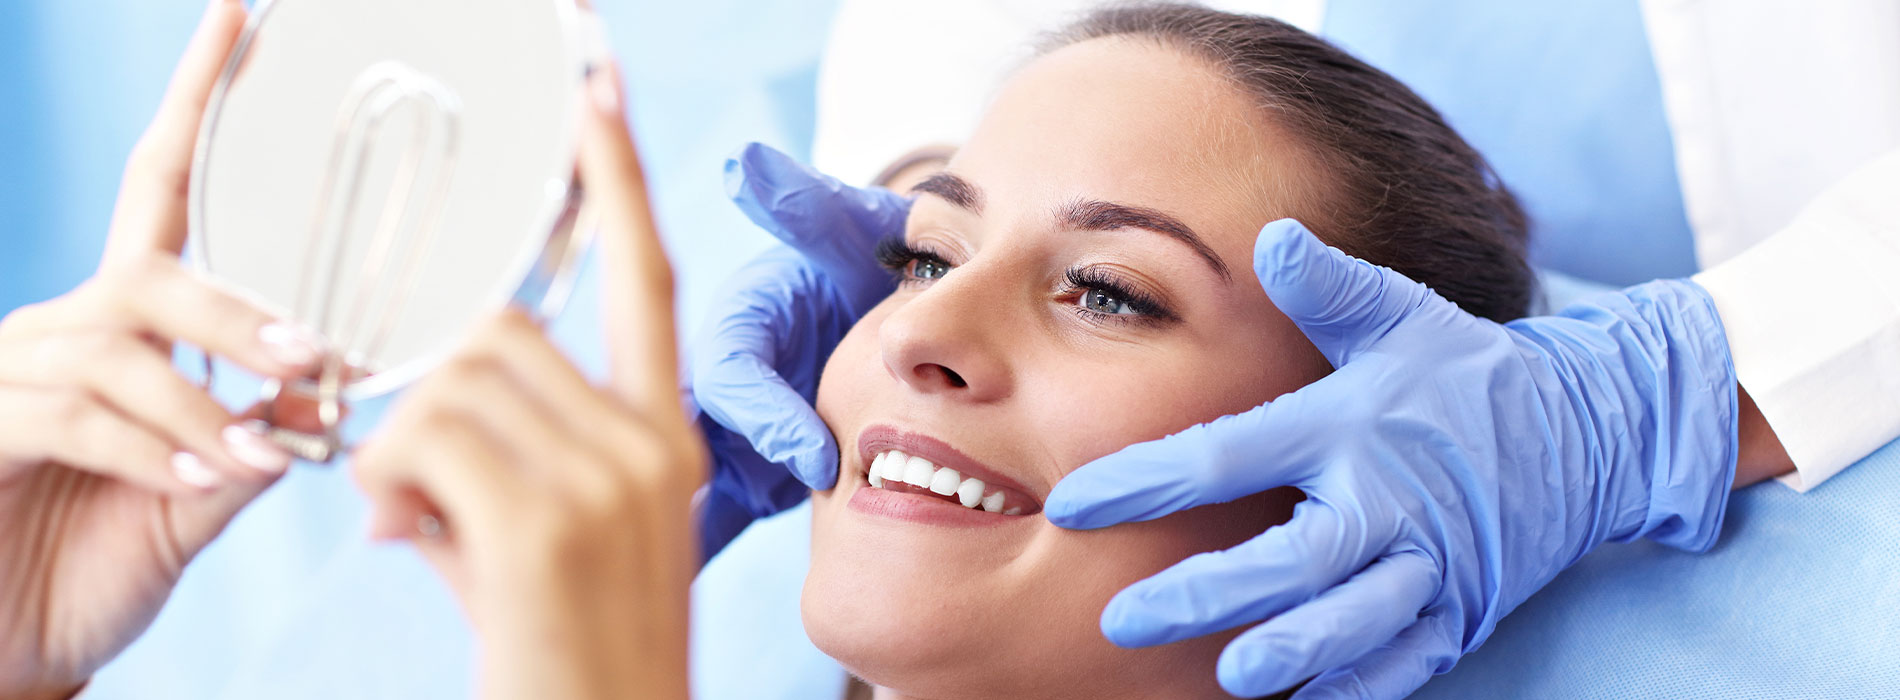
left=1045, top=2, right=1533, bottom=322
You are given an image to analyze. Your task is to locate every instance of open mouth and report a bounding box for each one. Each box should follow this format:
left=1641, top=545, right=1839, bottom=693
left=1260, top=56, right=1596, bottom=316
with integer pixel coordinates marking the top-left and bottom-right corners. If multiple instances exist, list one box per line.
left=865, top=449, right=1039, bottom=516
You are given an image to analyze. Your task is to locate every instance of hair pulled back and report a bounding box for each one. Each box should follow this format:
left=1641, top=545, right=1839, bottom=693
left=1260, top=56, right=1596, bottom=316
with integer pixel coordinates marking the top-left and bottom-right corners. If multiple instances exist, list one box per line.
left=1047, top=3, right=1534, bottom=321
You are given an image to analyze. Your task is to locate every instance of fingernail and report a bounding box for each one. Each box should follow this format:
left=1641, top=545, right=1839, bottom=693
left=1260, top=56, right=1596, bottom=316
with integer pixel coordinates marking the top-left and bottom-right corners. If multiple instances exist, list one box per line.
left=203, top=0, right=236, bottom=18
left=258, top=322, right=323, bottom=368
left=171, top=452, right=222, bottom=488
left=223, top=423, right=291, bottom=474
left=588, top=65, right=622, bottom=115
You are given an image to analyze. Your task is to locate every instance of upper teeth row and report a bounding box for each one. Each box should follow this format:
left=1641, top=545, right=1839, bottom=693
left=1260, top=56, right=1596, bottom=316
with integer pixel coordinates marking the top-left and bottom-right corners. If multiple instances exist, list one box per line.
left=868, top=450, right=1017, bottom=515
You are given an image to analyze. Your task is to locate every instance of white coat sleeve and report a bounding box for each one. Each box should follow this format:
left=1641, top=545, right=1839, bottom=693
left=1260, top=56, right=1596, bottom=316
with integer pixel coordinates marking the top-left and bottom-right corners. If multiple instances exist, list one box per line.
left=1692, top=152, right=1900, bottom=491
left=1643, top=0, right=1900, bottom=491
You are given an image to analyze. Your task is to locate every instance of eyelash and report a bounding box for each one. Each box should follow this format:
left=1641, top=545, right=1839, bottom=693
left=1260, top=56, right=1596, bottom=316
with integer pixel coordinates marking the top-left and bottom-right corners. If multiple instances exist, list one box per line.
left=1060, top=266, right=1176, bottom=325
left=874, top=238, right=953, bottom=284
left=873, top=237, right=1177, bottom=327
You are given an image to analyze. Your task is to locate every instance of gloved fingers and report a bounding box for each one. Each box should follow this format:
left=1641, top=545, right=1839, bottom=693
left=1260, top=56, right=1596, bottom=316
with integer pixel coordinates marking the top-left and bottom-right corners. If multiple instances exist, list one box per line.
left=1214, top=549, right=1439, bottom=698
left=1098, top=499, right=1380, bottom=648
left=692, top=349, right=839, bottom=490
left=1250, top=218, right=1438, bottom=368
left=1045, top=400, right=1322, bottom=530
left=1286, top=610, right=1462, bottom=700
left=723, top=142, right=910, bottom=303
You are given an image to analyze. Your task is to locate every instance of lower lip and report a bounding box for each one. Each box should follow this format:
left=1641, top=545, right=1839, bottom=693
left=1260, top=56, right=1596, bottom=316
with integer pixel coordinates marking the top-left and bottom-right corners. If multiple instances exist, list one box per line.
left=848, top=483, right=1019, bottom=528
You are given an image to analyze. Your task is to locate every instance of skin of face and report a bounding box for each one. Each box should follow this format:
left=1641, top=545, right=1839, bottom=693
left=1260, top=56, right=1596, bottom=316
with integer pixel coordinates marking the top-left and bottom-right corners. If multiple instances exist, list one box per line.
left=803, top=37, right=1333, bottom=700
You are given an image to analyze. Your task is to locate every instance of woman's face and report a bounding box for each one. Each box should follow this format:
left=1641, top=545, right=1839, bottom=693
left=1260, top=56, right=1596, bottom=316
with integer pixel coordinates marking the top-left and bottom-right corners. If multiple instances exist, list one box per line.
left=805, top=37, right=1331, bottom=699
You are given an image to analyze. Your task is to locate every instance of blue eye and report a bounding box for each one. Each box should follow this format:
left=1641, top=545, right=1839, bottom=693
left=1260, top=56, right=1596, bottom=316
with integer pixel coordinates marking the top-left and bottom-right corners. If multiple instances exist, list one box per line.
left=1063, top=266, right=1179, bottom=327
left=1080, top=288, right=1137, bottom=315
left=910, top=258, right=951, bottom=281
left=875, top=237, right=954, bottom=285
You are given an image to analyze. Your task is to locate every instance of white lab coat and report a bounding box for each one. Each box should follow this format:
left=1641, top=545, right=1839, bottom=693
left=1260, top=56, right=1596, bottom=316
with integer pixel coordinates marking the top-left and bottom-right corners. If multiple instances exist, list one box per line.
left=810, top=0, right=1900, bottom=492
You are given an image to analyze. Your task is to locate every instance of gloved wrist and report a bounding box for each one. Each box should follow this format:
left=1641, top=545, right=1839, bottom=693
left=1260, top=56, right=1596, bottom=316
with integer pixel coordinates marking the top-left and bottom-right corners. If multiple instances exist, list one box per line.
left=1529, top=278, right=1741, bottom=555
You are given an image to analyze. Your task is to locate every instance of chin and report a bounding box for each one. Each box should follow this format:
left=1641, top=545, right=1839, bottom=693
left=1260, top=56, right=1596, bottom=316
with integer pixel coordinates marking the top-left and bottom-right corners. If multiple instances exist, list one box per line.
left=801, top=484, right=1052, bottom=697
left=800, top=482, right=1272, bottom=700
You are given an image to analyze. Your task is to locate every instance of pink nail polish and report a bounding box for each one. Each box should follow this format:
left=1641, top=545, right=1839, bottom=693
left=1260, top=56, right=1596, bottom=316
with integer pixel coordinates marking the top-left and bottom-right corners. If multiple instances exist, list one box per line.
left=258, top=322, right=323, bottom=368
left=171, top=452, right=221, bottom=488
left=589, top=69, right=622, bottom=115
left=223, top=423, right=291, bottom=474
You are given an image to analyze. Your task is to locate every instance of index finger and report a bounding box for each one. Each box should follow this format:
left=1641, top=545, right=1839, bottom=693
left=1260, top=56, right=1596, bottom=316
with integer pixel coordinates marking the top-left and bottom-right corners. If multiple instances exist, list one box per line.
left=103, top=0, right=249, bottom=266
left=574, top=62, right=684, bottom=422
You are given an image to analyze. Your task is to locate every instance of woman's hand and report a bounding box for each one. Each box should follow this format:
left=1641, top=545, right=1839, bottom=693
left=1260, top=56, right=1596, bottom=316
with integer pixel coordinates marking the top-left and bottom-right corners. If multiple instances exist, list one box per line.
left=352, top=64, right=703, bottom=700
left=0, top=2, right=323, bottom=698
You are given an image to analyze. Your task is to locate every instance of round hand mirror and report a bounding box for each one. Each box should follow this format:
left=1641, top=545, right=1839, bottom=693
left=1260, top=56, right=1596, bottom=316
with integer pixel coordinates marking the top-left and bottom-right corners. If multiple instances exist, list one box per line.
left=188, top=0, right=602, bottom=461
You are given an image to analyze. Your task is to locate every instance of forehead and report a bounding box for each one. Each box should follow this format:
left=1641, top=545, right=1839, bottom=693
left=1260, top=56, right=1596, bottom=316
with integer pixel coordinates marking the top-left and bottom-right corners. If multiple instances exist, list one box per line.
left=946, top=37, right=1305, bottom=259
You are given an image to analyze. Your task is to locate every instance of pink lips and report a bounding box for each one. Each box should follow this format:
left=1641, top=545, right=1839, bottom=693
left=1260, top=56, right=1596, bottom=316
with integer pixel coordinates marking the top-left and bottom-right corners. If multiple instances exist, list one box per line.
left=847, top=425, right=1043, bottom=527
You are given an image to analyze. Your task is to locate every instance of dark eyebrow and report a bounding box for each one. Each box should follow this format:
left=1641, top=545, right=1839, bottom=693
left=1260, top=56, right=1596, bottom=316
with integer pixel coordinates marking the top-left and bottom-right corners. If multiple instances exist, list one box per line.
left=910, top=172, right=983, bottom=212
left=1061, top=199, right=1232, bottom=282
left=911, top=171, right=1231, bottom=283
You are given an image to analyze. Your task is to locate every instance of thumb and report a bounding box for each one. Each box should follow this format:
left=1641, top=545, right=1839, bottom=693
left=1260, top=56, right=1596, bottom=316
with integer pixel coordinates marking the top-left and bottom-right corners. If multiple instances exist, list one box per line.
left=1252, top=218, right=1436, bottom=368
left=103, top=0, right=249, bottom=266
left=166, top=476, right=277, bottom=565
left=723, top=143, right=909, bottom=311
left=1045, top=399, right=1318, bottom=530
left=166, top=385, right=317, bottom=561
left=693, top=351, right=839, bottom=490
left=577, top=62, right=685, bottom=419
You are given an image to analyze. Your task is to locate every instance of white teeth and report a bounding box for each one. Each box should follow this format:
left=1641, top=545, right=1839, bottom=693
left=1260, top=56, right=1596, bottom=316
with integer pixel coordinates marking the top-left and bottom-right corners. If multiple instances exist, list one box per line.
left=928, top=467, right=962, bottom=495
left=867, top=450, right=1025, bottom=516
left=902, top=456, right=936, bottom=487
left=956, top=477, right=984, bottom=508
left=876, top=451, right=907, bottom=484
left=872, top=451, right=901, bottom=484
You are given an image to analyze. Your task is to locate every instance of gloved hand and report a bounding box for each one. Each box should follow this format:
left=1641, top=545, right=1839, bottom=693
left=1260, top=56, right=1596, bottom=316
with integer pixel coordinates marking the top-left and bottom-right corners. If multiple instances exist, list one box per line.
left=691, top=143, right=910, bottom=556
left=1045, top=219, right=1740, bottom=699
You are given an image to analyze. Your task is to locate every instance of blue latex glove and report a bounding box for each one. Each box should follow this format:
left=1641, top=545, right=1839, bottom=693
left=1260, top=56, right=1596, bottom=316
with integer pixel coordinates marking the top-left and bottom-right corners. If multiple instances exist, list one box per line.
left=1045, top=219, right=1740, bottom=699
left=692, top=143, right=911, bottom=556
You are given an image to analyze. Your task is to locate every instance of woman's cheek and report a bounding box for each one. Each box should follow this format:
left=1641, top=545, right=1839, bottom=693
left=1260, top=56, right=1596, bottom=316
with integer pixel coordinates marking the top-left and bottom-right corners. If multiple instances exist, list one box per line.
left=814, top=299, right=899, bottom=447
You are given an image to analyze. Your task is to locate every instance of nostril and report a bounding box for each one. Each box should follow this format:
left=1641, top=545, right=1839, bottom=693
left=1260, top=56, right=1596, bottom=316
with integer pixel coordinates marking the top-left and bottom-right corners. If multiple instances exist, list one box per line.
left=917, top=364, right=967, bottom=388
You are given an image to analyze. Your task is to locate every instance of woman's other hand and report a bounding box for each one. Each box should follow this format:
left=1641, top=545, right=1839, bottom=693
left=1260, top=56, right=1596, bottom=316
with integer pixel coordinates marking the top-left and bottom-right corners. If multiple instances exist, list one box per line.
left=352, top=64, right=703, bottom=700
left=0, top=2, right=323, bottom=697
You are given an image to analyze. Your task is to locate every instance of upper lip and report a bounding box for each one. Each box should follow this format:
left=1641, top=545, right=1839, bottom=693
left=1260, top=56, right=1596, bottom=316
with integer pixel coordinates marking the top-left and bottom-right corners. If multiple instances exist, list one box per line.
left=854, top=424, right=1042, bottom=507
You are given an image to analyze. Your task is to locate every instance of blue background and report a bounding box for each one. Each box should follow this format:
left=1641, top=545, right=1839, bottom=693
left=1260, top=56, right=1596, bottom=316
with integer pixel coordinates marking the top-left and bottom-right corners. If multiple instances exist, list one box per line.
left=0, top=0, right=833, bottom=337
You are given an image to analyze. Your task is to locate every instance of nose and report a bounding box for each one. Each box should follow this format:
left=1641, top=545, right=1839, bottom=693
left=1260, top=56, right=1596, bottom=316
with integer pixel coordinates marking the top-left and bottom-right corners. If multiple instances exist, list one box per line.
left=877, top=271, right=1015, bottom=403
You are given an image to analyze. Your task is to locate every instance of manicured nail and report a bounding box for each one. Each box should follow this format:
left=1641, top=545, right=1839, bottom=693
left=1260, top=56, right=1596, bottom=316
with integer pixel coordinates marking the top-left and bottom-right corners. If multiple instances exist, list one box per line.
left=258, top=322, right=323, bottom=368
left=589, top=65, right=622, bottom=115
left=171, top=452, right=221, bottom=488
left=223, top=423, right=291, bottom=474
